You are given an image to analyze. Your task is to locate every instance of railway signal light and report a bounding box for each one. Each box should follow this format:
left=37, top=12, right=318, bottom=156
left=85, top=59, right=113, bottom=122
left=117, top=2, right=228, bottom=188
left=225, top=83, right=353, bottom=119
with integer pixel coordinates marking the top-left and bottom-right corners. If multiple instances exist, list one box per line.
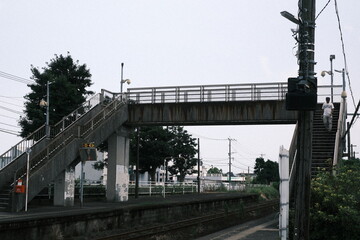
left=286, top=77, right=317, bottom=110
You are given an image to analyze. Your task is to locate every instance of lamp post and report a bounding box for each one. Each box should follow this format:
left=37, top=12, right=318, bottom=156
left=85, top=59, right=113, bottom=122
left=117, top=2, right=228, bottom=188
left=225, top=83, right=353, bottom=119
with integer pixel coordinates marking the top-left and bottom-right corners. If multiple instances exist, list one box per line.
left=120, top=63, right=131, bottom=100
left=335, top=68, right=346, bottom=96
left=330, top=55, right=335, bottom=102
left=40, top=81, right=50, bottom=138
left=25, top=147, right=31, bottom=212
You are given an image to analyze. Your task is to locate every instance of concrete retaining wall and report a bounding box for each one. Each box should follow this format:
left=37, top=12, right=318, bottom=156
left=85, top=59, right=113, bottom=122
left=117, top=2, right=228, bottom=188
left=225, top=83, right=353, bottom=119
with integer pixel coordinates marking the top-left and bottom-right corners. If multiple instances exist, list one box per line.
left=0, top=193, right=278, bottom=240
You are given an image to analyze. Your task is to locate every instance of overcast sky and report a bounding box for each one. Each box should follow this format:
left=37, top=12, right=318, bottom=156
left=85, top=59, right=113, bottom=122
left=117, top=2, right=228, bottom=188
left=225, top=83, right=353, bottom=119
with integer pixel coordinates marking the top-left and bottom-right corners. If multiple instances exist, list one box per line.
left=1, top=1, right=359, bottom=173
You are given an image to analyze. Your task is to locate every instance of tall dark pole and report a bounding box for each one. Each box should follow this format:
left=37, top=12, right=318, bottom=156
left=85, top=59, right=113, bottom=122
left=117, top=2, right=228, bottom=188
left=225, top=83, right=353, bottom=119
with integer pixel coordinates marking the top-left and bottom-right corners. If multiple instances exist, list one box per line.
left=135, top=127, right=140, bottom=198
left=330, top=55, right=335, bottom=103
left=197, top=138, right=200, bottom=194
left=228, top=138, right=232, bottom=184
left=294, top=0, right=316, bottom=239
left=121, top=63, right=124, bottom=94
left=46, top=81, right=50, bottom=138
left=347, top=122, right=351, bottom=158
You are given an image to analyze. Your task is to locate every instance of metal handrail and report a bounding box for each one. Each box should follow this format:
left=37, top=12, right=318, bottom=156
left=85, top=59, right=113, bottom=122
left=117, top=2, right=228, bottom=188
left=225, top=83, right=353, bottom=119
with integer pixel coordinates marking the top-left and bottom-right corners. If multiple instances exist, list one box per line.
left=332, top=96, right=347, bottom=171
left=50, top=93, right=101, bottom=138
left=0, top=93, right=102, bottom=171
left=127, top=83, right=343, bottom=104
left=11, top=91, right=123, bottom=185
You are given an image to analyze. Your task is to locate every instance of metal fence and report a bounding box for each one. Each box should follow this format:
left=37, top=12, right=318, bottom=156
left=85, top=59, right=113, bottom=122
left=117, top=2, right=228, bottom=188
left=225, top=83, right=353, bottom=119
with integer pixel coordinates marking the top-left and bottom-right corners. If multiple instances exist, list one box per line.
left=128, top=181, right=197, bottom=197
left=126, top=83, right=343, bottom=104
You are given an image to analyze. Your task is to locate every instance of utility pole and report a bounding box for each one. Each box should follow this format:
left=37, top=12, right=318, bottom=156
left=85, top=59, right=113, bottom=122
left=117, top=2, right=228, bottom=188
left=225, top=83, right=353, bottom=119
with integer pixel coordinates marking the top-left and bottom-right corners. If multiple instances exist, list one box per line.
left=197, top=138, right=200, bottom=193
left=347, top=122, right=351, bottom=158
left=228, top=138, right=236, bottom=185
left=135, top=127, right=140, bottom=198
left=294, top=0, right=316, bottom=239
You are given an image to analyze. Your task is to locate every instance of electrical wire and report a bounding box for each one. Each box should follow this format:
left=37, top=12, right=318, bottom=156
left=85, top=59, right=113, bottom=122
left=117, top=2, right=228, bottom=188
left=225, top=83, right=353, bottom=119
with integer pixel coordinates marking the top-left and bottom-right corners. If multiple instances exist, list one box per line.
left=0, top=70, right=34, bottom=85
left=188, top=131, right=228, bottom=141
left=0, top=128, right=19, bottom=136
left=0, top=114, right=18, bottom=120
left=0, top=95, right=24, bottom=102
left=0, top=122, right=20, bottom=128
left=0, top=99, right=23, bottom=108
left=0, top=105, right=23, bottom=115
left=315, top=0, right=332, bottom=20
left=334, top=0, right=357, bottom=109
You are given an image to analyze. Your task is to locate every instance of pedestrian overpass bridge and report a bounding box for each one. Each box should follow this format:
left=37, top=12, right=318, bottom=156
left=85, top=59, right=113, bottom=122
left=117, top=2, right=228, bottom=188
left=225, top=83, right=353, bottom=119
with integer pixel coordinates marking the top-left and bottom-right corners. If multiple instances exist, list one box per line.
left=0, top=82, right=346, bottom=211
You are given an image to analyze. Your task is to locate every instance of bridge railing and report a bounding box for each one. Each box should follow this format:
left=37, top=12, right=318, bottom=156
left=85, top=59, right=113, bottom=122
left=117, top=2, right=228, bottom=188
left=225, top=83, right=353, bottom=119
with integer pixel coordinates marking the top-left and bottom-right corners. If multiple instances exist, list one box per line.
left=126, top=83, right=343, bottom=104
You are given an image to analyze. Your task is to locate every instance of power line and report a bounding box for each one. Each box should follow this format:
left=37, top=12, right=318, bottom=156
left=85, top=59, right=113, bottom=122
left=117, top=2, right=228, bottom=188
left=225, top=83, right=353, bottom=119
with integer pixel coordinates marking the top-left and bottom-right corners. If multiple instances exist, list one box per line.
left=315, top=0, right=331, bottom=20
left=232, top=163, right=252, bottom=172
left=0, top=105, right=23, bottom=115
left=0, top=70, right=34, bottom=85
left=0, top=95, right=24, bottom=102
left=0, top=128, right=19, bottom=136
left=0, top=99, right=23, bottom=108
left=0, top=114, right=18, bottom=120
left=0, top=122, right=20, bottom=128
left=187, top=131, right=228, bottom=141
left=334, top=0, right=357, bottom=109
left=233, top=158, right=253, bottom=168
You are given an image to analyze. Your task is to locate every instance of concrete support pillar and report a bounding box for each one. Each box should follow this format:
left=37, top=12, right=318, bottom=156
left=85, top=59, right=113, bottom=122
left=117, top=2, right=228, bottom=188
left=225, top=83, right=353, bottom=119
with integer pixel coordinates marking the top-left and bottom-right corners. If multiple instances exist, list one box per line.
left=106, top=127, right=130, bottom=202
left=54, top=166, right=75, bottom=206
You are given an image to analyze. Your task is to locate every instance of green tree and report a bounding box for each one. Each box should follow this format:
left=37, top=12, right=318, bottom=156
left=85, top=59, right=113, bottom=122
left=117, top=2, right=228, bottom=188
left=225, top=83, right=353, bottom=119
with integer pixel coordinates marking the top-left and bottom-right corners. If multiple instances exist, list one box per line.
left=207, top=167, right=222, bottom=174
left=19, top=53, right=93, bottom=137
left=129, top=126, right=173, bottom=182
left=310, top=158, right=360, bottom=240
left=167, top=126, right=198, bottom=182
left=253, top=157, right=279, bottom=184
left=129, top=126, right=197, bottom=182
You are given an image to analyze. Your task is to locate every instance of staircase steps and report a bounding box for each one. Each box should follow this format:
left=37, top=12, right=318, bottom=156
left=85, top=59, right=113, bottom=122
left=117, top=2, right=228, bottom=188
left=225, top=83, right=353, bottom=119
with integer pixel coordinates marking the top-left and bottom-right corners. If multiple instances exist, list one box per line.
left=311, top=103, right=340, bottom=177
left=0, top=94, right=127, bottom=212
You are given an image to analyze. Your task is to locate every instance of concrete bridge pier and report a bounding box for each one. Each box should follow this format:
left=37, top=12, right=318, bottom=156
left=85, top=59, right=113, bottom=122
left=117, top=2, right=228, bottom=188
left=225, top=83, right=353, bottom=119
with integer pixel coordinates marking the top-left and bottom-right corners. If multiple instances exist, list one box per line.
left=106, top=127, right=130, bottom=202
left=53, top=165, right=76, bottom=206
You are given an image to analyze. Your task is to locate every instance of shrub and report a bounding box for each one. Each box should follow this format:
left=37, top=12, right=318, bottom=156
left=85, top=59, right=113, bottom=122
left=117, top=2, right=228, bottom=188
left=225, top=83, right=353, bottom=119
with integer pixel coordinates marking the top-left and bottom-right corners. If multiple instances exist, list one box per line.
left=245, top=185, right=279, bottom=200
left=310, top=161, right=360, bottom=240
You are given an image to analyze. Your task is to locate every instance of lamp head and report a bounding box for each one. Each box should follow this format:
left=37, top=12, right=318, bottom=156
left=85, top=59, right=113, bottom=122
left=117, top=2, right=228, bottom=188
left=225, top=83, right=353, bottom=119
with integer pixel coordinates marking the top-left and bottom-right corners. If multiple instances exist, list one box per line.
left=321, top=71, right=331, bottom=77
left=280, top=11, right=301, bottom=25
left=39, top=99, right=48, bottom=107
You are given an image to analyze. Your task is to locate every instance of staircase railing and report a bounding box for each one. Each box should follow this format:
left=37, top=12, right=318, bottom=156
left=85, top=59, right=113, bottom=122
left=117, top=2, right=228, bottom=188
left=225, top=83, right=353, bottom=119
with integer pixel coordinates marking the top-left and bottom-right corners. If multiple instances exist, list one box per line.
left=12, top=90, right=124, bottom=185
left=332, top=97, right=347, bottom=169
left=288, top=123, right=298, bottom=197
left=0, top=93, right=102, bottom=171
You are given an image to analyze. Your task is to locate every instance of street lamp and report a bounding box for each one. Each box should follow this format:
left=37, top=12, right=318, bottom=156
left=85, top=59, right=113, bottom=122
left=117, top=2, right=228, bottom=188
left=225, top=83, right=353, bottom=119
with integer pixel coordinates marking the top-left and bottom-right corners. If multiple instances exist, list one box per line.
left=39, top=81, right=50, bottom=138
left=335, top=68, right=346, bottom=95
left=120, top=63, right=131, bottom=99
left=280, top=11, right=301, bottom=25
left=25, top=147, right=31, bottom=212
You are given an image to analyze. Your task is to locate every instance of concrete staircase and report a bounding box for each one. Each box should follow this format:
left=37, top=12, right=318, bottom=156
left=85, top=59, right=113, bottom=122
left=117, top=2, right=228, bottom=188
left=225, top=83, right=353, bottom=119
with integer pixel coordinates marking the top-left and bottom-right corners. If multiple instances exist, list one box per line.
left=0, top=93, right=128, bottom=212
left=311, top=103, right=340, bottom=176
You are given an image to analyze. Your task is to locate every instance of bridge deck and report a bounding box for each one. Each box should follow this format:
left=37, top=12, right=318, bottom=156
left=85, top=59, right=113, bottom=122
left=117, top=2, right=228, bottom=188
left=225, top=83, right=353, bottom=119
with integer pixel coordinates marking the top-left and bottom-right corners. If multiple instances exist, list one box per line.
left=127, top=100, right=298, bottom=126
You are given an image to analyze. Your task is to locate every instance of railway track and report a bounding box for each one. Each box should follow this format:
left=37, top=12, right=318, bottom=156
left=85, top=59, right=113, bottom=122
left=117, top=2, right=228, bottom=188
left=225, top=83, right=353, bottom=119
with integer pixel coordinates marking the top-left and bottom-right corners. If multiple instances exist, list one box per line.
left=95, top=199, right=278, bottom=240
